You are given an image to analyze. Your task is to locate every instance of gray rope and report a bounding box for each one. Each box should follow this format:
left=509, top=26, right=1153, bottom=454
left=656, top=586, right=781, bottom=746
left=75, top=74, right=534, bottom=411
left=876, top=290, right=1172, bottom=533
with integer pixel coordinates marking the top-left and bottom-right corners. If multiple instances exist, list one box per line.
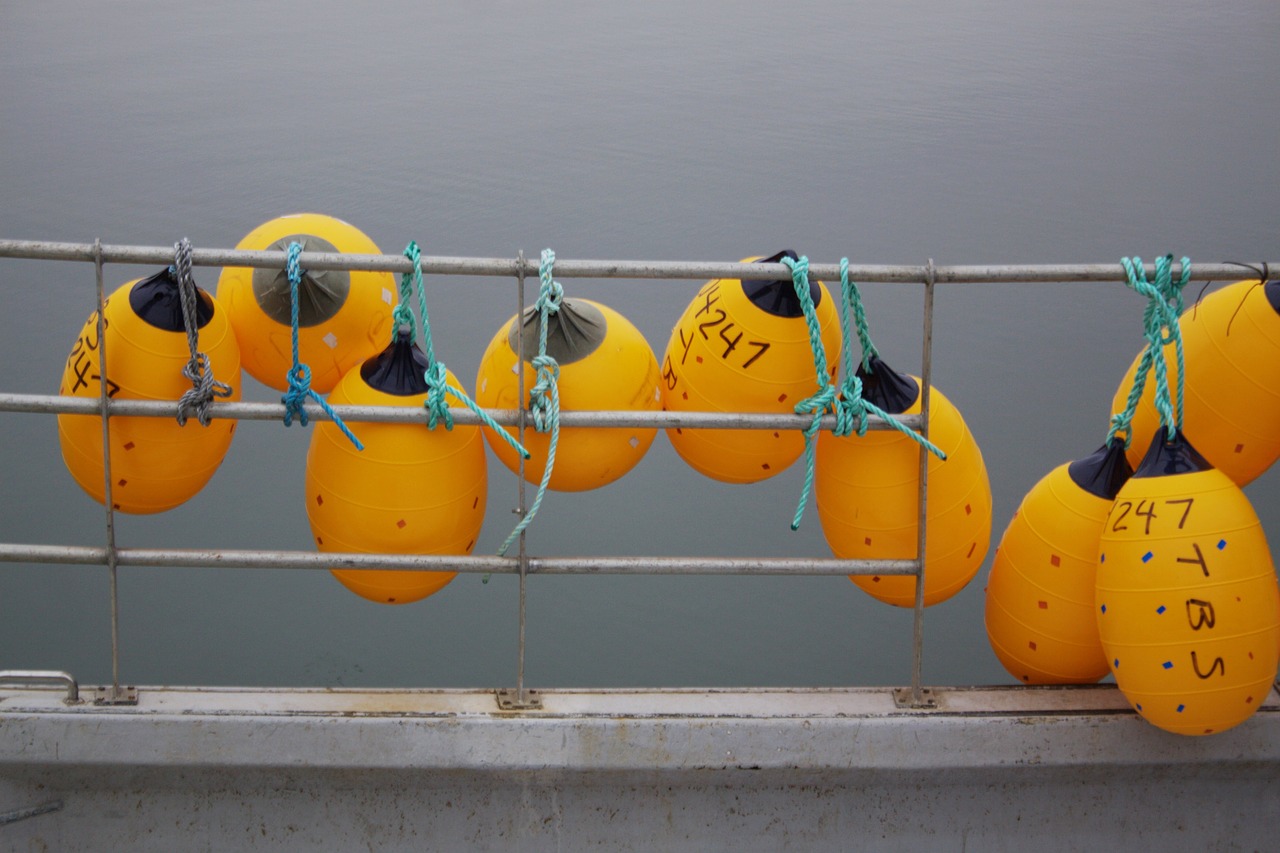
left=173, top=238, right=233, bottom=426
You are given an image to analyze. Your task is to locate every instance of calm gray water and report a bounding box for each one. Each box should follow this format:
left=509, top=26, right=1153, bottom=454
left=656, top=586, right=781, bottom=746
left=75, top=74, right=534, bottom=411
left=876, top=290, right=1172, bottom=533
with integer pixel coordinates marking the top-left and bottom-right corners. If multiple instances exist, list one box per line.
left=2, top=0, right=1279, bottom=689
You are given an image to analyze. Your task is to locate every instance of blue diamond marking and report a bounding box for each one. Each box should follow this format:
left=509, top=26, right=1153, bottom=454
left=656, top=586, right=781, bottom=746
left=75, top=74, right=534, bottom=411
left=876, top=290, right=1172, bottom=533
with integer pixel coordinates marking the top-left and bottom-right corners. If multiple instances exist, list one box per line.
left=1136, top=704, right=1143, bottom=712
left=1162, top=661, right=1174, bottom=670
left=1156, top=605, right=1167, bottom=614
left=1100, top=553, right=1106, bottom=564
left=1142, top=551, right=1154, bottom=563
left=1113, top=658, right=1120, bottom=668
left=1100, top=604, right=1107, bottom=614
left=1218, top=539, right=1227, bottom=551
left=1177, top=704, right=1186, bottom=713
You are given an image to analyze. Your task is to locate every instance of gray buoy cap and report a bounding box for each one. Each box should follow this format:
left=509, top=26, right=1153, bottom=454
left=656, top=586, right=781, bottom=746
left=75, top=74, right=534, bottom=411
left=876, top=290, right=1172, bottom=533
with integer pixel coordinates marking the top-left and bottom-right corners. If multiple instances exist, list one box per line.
left=252, top=235, right=350, bottom=327
left=507, top=298, right=606, bottom=365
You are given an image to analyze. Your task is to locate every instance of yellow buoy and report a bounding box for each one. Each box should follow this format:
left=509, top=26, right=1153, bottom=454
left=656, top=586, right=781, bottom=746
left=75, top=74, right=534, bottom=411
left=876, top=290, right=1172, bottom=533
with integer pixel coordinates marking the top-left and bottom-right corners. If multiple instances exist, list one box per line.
left=474, top=298, right=660, bottom=492
left=216, top=213, right=395, bottom=394
left=57, top=269, right=241, bottom=514
left=306, top=332, right=487, bottom=604
left=660, top=251, right=841, bottom=484
left=984, top=441, right=1131, bottom=684
left=1112, top=278, right=1280, bottom=486
left=1096, top=428, right=1280, bottom=735
left=816, top=359, right=991, bottom=607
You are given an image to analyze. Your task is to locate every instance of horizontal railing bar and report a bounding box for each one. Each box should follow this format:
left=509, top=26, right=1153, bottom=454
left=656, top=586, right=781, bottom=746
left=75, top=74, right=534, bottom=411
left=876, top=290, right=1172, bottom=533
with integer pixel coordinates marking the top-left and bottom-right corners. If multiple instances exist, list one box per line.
left=0, top=392, right=918, bottom=431
left=0, top=239, right=1271, bottom=284
left=0, top=543, right=919, bottom=576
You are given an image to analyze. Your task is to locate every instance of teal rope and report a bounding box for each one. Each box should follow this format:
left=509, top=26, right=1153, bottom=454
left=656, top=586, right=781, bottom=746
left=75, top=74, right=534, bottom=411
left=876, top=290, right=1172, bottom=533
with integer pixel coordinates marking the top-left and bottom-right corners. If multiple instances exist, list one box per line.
left=782, top=255, right=945, bottom=531
left=281, top=242, right=363, bottom=450
left=1107, top=255, right=1191, bottom=447
left=497, top=248, right=564, bottom=557
left=396, top=242, right=531, bottom=452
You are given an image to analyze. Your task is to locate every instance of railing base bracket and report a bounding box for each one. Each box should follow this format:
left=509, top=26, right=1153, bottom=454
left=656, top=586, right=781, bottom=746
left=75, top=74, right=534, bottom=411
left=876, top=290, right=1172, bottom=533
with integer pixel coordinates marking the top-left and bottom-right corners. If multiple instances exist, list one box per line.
left=93, top=686, right=138, bottom=706
left=496, top=688, right=542, bottom=711
left=893, top=687, right=938, bottom=709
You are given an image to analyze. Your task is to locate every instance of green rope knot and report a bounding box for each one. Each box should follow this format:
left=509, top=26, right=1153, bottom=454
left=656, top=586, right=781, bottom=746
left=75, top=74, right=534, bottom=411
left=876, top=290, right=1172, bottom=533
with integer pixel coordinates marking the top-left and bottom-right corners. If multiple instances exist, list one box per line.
left=281, top=241, right=363, bottom=450
left=496, top=248, right=566, bottom=557
left=1107, top=254, right=1191, bottom=448
left=781, top=254, right=946, bottom=531
left=422, top=361, right=454, bottom=431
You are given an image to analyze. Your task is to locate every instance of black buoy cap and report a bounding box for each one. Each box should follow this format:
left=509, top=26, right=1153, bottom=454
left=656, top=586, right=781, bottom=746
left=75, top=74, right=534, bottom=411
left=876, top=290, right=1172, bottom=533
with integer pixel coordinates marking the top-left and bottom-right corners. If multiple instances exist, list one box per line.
left=360, top=330, right=431, bottom=396
left=507, top=297, right=607, bottom=365
left=1263, top=278, right=1280, bottom=315
left=129, top=267, right=214, bottom=332
left=1067, top=438, right=1134, bottom=500
left=742, top=250, right=823, bottom=318
left=855, top=355, right=920, bottom=415
left=1132, top=426, right=1213, bottom=478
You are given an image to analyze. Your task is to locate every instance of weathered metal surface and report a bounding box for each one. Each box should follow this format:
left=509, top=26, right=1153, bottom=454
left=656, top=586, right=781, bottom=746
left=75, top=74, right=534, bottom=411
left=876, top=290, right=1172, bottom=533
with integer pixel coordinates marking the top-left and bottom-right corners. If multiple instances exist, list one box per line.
left=2, top=685, right=1278, bottom=850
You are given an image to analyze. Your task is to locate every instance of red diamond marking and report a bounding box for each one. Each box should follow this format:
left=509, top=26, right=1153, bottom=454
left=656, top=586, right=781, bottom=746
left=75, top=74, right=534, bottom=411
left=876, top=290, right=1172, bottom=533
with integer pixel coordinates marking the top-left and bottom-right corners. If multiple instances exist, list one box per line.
left=117, top=479, right=127, bottom=487
left=695, top=356, right=704, bottom=364
left=1204, top=729, right=1214, bottom=734
left=1050, top=554, right=1061, bottom=567
left=1021, top=675, right=1031, bottom=682
left=316, top=495, right=324, bottom=506
left=122, top=442, right=135, bottom=451
left=682, top=391, right=688, bottom=400
left=1235, top=443, right=1245, bottom=453
left=396, top=519, right=407, bottom=529
left=761, top=463, right=771, bottom=470
left=864, top=537, right=873, bottom=546
left=1028, top=641, right=1037, bottom=651
left=472, top=497, right=479, bottom=509
left=777, top=393, right=788, bottom=403
left=675, top=428, right=683, bottom=434
left=965, top=503, right=972, bottom=515
left=773, top=432, right=780, bottom=438
left=967, top=542, right=976, bottom=558
left=871, top=576, right=881, bottom=583
left=1246, top=696, right=1255, bottom=704
left=1038, top=601, right=1049, bottom=610
left=112, top=503, right=120, bottom=510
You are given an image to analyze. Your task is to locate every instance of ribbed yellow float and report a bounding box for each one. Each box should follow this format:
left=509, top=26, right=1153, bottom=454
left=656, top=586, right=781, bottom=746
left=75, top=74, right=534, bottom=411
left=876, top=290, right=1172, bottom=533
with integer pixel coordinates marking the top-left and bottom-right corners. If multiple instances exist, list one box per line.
left=306, top=332, right=487, bottom=604
left=816, top=360, right=991, bottom=607
left=984, top=441, right=1131, bottom=684
left=474, top=298, right=660, bottom=492
left=1096, top=428, right=1280, bottom=735
left=1111, top=277, right=1280, bottom=486
left=216, top=213, right=395, bottom=394
left=57, top=269, right=241, bottom=514
left=660, top=251, right=841, bottom=484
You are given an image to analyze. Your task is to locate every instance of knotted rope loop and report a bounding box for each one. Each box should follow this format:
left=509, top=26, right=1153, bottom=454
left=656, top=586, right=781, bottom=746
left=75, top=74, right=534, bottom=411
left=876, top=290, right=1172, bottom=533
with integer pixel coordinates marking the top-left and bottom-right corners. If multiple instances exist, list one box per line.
left=496, top=248, right=565, bottom=556
left=1107, top=254, right=1191, bottom=448
left=172, top=238, right=233, bottom=427
left=782, top=254, right=946, bottom=531
left=280, top=241, right=363, bottom=449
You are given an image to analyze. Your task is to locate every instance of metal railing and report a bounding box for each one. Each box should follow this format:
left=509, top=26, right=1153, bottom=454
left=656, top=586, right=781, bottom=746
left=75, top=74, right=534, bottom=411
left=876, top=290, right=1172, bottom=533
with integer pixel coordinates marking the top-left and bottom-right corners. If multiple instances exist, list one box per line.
left=1, top=238, right=1271, bottom=709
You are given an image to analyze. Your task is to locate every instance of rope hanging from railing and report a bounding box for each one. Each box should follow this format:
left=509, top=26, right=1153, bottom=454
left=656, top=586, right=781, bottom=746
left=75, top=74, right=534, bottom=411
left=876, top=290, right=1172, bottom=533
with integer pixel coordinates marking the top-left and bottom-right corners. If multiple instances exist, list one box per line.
left=280, top=241, right=363, bottom=450
left=497, top=248, right=564, bottom=557
left=395, top=241, right=529, bottom=450
left=171, top=237, right=233, bottom=427
left=1106, top=254, right=1191, bottom=448
left=783, top=255, right=945, bottom=531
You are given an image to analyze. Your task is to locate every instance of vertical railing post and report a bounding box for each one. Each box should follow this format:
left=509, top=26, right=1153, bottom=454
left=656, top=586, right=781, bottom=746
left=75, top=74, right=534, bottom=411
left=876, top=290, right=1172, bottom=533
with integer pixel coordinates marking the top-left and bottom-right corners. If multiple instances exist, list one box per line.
left=93, top=240, right=127, bottom=704
left=908, top=259, right=937, bottom=707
